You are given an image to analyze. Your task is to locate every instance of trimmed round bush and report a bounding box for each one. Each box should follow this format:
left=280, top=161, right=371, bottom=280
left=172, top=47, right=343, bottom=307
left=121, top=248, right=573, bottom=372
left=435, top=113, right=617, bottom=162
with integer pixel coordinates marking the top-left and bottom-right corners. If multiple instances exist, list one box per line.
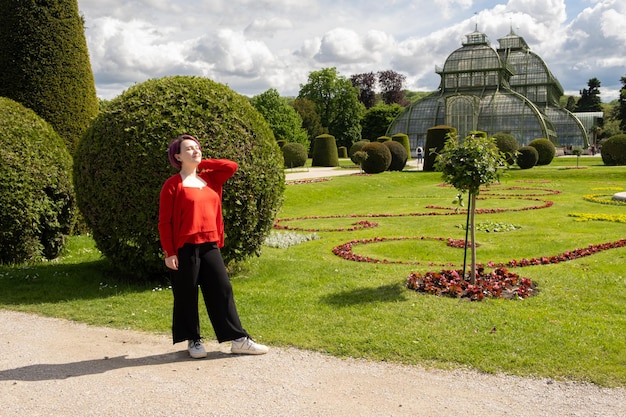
left=361, top=142, right=392, bottom=174
left=424, top=125, right=456, bottom=171
left=349, top=140, right=370, bottom=164
left=391, top=133, right=411, bottom=159
left=74, top=76, right=284, bottom=278
left=0, top=97, right=76, bottom=264
left=600, top=134, right=626, bottom=165
left=312, top=134, right=339, bottom=167
left=528, top=138, right=556, bottom=166
left=492, top=132, right=519, bottom=165
left=282, top=142, right=308, bottom=168
left=377, top=136, right=392, bottom=143
left=383, top=140, right=408, bottom=171
left=516, top=146, right=538, bottom=169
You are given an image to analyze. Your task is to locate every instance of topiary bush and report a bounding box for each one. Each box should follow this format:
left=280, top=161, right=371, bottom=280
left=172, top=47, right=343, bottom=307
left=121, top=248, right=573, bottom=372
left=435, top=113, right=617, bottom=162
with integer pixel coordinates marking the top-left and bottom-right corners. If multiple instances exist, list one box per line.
left=424, top=125, right=457, bottom=171
left=516, top=146, right=538, bottom=169
left=0, top=97, right=76, bottom=264
left=338, top=146, right=348, bottom=158
left=282, top=142, right=308, bottom=168
left=528, top=138, right=556, bottom=166
left=74, top=75, right=284, bottom=279
left=391, top=133, right=411, bottom=159
left=600, top=134, right=626, bottom=165
left=349, top=140, right=370, bottom=164
left=383, top=140, right=408, bottom=171
left=492, top=132, right=519, bottom=165
left=361, top=142, right=392, bottom=174
left=377, top=136, right=392, bottom=142
left=311, top=134, right=339, bottom=167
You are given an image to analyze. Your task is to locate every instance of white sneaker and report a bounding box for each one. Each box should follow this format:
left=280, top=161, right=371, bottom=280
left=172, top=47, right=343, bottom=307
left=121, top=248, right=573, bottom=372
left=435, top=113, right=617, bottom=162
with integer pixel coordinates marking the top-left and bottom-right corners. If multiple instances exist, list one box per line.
left=231, top=337, right=269, bottom=355
left=188, top=339, right=207, bottom=359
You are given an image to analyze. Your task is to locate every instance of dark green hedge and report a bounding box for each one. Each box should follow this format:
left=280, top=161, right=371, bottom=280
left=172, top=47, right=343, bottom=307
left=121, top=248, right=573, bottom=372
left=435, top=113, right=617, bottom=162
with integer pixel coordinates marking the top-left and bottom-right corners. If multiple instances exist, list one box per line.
left=391, top=133, right=411, bottom=159
left=312, top=134, right=339, bottom=167
left=516, top=146, right=538, bottom=169
left=282, top=142, right=308, bottom=168
left=528, top=138, right=556, bottom=166
left=361, top=142, right=391, bottom=174
left=424, top=125, right=456, bottom=171
left=384, top=140, right=407, bottom=171
left=0, top=97, right=76, bottom=263
left=601, top=134, right=626, bottom=165
left=349, top=140, right=370, bottom=164
left=73, top=76, right=284, bottom=278
left=0, top=0, right=99, bottom=152
left=493, top=132, right=519, bottom=165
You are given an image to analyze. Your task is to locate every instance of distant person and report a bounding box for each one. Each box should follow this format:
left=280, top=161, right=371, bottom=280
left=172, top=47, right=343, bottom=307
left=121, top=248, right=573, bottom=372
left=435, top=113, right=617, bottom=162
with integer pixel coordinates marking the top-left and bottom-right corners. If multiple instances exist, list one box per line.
left=159, top=134, right=268, bottom=358
left=416, top=146, right=424, bottom=166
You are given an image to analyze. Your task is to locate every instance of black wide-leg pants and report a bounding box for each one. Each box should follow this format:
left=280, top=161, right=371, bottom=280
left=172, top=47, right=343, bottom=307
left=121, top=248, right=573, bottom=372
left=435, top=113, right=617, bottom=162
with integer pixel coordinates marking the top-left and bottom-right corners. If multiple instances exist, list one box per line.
left=170, top=242, right=248, bottom=344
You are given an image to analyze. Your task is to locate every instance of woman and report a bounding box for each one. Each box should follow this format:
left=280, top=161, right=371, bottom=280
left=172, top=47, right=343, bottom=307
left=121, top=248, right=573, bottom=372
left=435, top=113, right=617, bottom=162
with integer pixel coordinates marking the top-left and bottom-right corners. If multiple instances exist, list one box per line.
left=158, top=134, right=268, bottom=358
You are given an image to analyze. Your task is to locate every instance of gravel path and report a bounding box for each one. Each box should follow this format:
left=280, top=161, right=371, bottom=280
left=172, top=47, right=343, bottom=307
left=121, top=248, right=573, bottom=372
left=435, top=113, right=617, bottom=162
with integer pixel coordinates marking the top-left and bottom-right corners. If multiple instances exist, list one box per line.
left=1, top=310, right=625, bottom=417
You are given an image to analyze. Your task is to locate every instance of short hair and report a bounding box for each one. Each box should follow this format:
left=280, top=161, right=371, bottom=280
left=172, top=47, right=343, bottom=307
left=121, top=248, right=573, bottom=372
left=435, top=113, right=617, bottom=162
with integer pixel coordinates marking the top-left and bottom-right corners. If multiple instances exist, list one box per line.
left=167, top=134, right=201, bottom=169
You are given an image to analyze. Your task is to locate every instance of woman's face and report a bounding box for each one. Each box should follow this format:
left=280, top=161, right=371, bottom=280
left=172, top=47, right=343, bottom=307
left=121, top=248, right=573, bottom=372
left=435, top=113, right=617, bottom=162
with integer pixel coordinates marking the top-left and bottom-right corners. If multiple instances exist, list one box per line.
left=176, top=139, right=202, bottom=166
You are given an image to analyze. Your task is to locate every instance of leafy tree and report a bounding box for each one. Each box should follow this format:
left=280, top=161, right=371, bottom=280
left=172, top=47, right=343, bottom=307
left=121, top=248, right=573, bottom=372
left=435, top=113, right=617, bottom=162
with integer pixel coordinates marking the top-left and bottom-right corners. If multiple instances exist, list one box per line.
left=361, top=103, right=403, bottom=139
left=378, top=70, right=407, bottom=106
left=619, top=75, right=626, bottom=133
left=292, top=98, right=326, bottom=149
left=298, top=67, right=364, bottom=149
left=0, top=0, right=99, bottom=152
left=351, top=72, right=377, bottom=108
left=565, top=96, right=577, bottom=111
left=252, top=88, right=309, bottom=149
left=576, top=78, right=603, bottom=113
left=435, top=135, right=506, bottom=284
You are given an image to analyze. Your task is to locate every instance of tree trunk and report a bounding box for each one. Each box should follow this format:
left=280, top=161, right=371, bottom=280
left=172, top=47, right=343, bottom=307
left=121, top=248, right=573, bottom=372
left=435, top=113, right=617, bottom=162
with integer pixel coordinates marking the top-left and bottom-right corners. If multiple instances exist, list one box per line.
left=469, top=193, right=477, bottom=284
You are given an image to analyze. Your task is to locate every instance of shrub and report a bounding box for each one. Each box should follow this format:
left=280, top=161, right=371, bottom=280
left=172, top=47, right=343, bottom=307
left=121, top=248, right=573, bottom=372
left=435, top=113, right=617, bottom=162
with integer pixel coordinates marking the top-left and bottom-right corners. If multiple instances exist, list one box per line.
left=361, top=142, right=392, bottom=174
left=338, top=146, right=348, bottom=158
left=424, top=125, right=457, bottom=171
left=73, top=75, right=284, bottom=278
left=492, top=132, right=519, bottom=165
left=383, top=140, right=408, bottom=171
left=377, top=136, right=392, bottom=142
left=349, top=140, right=370, bottom=164
left=0, top=97, right=76, bottom=264
left=282, top=142, right=308, bottom=168
left=391, top=133, right=411, bottom=159
left=276, top=140, right=286, bottom=148
left=312, top=134, right=339, bottom=167
left=516, top=146, right=539, bottom=169
left=0, top=0, right=99, bottom=152
left=528, top=138, right=556, bottom=165
left=600, top=134, right=626, bottom=165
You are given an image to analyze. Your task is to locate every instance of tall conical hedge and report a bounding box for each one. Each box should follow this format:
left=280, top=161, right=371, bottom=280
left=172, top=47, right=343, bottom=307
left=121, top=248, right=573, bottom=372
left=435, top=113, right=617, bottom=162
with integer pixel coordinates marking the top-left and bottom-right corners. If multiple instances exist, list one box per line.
left=0, top=0, right=99, bottom=152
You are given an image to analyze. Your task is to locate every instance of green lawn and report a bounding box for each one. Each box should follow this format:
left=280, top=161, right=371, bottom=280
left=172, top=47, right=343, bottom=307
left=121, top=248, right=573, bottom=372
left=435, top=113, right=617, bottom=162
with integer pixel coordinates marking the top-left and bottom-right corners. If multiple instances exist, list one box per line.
left=1, top=156, right=625, bottom=387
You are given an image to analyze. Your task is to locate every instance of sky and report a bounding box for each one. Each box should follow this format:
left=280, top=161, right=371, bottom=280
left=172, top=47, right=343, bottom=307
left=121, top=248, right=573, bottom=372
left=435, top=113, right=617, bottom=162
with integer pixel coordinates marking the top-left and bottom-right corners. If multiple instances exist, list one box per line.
left=77, top=0, right=626, bottom=103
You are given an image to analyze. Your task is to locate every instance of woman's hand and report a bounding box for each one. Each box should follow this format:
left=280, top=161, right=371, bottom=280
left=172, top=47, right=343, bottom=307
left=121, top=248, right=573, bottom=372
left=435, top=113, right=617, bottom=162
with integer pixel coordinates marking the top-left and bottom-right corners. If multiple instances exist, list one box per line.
left=165, top=255, right=178, bottom=270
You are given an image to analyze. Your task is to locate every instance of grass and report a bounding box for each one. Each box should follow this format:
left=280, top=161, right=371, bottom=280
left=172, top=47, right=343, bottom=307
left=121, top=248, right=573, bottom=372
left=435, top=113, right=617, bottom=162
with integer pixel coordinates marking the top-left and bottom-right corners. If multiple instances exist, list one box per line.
left=1, top=156, right=625, bottom=387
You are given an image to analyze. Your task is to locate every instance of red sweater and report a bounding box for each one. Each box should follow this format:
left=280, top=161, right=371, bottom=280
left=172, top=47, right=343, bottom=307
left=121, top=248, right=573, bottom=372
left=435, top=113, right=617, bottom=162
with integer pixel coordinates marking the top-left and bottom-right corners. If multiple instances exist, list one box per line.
left=158, top=159, right=238, bottom=257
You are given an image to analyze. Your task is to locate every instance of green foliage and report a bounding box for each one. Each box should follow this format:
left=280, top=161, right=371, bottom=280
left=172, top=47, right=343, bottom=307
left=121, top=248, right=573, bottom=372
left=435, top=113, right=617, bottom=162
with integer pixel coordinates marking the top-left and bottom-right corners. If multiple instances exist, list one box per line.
left=383, top=140, right=407, bottom=171
left=435, top=135, right=505, bottom=195
left=73, top=76, right=284, bottom=278
left=377, top=136, right=392, bottom=142
left=252, top=88, right=309, bottom=149
left=292, top=98, right=325, bottom=152
left=0, top=97, right=76, bottom=263
left=576, top=77, right=603, bottom=112
left=619, top=76, right=626, bottom=133
left=516, top=146, right=539, bottom=169
left=311, top=134, right=339, bottom=167
left=424, top=125, right=456, bottom=171
left=361, top=142, right=391, bottom=174
left=338, top=146, right=348, bottom=158
left=600, top=134, right=626, bottom=165
left=298, top=67, right=364, bottom=149
left=361, top=103, right=403, bottom=140
left=492, top=132, right=519, bottom=165
left=528, top=138, right=556, bottom=165
left=0, top=0, right=99, bottom=152
left=282, top=142, right=308, bottom=168
left=391, top=133, right=411, bottom=159
left=348, top=140, right=370, bottom=164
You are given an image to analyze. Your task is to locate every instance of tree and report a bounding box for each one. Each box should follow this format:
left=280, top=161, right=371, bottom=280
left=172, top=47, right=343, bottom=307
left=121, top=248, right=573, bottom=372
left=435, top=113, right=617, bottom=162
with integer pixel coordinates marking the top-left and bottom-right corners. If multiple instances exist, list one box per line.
left=298, top=67, right=365, bottom=149
left=351, top=72, right=377, bottom=108
left=565, top=96, right=577, bottom=111
left=361, top=103, right=403, bottom=140
left=292, top=98, right=326, bottom=150
left=252, top=88, right=309, bottom=149
left=576, top=78, right=603, bottom=113
left=378, top=70, right=407, bottom=106
left=435, top=134, right=506, bottom=284
left=619, top=75, right=626, bottom=133
left=0, top=0, right=99, bottom=152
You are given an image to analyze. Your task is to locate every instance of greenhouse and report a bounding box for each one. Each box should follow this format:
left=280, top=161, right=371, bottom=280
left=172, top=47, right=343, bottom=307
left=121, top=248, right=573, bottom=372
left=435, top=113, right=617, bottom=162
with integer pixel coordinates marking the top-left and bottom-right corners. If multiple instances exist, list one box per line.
left=387, top=28, right=588, bottom=152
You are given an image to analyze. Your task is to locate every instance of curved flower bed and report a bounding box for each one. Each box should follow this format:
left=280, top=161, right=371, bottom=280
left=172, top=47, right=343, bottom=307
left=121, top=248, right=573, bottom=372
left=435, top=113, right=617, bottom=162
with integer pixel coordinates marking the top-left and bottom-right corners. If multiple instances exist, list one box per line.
left=583, top=193, right=626, bottom=206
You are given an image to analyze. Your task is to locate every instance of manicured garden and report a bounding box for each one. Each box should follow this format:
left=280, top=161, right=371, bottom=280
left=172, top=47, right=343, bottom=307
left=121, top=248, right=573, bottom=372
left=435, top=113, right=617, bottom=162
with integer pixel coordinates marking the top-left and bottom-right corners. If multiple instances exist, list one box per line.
left=1, top=156, right=625, bottom=387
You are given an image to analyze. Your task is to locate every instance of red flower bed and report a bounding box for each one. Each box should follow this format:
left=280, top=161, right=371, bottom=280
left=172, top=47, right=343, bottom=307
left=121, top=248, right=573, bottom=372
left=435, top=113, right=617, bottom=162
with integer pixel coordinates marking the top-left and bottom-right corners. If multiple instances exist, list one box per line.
left=406, top=267, right=536, bottom=301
